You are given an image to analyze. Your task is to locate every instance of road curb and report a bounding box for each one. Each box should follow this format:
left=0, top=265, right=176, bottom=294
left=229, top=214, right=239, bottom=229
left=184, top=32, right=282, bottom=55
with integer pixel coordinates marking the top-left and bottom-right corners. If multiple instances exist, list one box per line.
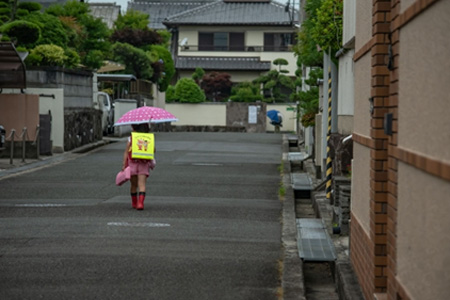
left=280, top=134, right=307, bottom=300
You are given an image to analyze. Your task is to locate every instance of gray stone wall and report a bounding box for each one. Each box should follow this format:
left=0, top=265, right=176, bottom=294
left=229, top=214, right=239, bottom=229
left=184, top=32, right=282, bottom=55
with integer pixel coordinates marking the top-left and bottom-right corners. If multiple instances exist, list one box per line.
left=64, top=108, right=102, bottom=151
left=226, top=102, right=267, bottom=133
left=26, top=67, right=94, bottom=108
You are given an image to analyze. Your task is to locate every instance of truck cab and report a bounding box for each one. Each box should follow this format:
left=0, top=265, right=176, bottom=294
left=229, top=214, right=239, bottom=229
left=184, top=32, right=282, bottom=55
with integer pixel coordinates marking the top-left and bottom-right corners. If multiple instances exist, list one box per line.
left=94, top=92, right=114, bottom=135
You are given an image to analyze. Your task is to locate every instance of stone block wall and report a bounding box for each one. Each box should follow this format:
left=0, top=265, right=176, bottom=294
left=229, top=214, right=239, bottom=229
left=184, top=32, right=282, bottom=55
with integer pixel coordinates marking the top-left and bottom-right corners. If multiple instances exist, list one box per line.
left=64, top=108, right=102, bottom=151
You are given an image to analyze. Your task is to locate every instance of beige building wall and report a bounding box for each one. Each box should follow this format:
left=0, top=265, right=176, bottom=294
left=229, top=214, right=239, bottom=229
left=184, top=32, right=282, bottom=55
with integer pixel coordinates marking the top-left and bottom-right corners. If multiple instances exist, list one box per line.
left=397, top=163, right=450, bottom=300
left=337, top=49, right=354, bottom=136
left=351, top=142, right=371, bottom=232
left=166, top=103, right=226, bottom=126
left=396, top=1, right=450, bottom=298
left=337, top=115, right=353, bottom=135
left=398, top=2, right=450, bottom=161
left=353, top=54, right=371, bottom=138
left=355, top=0, right=372, bottom=51
left=165, top=103, right=297, bottom=132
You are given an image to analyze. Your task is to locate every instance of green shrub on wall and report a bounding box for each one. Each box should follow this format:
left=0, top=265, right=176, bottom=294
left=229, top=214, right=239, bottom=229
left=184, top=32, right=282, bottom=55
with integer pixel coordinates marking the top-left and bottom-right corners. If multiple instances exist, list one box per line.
left=25, top=44, right=66, bottom=67
left=175, top=78, right=205, bottom=103
left=165, top=85, right=176, bottom=103
left=229, top=82, right=263, bottom=102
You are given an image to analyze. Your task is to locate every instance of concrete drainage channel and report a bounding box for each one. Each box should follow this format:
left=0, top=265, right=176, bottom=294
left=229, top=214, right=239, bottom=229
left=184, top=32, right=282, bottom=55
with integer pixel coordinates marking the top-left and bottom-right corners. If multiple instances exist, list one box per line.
left=287, top=135, right=339, bottom=300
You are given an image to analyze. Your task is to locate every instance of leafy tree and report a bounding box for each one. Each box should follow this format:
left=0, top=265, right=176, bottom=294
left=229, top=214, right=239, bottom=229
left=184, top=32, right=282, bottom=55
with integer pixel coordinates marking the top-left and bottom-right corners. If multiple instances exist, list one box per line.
left=293, top=0, right=323, bottom=67
left=77, top=14, right=111, bottom=54
left=156, top=29, right=171, bottom=48
left=191, top=67, right=205, bottom=86
left=112, top=42, right=153, bottom=80
left=111, top=27, right=162, bottom=49
left=273, top=58, right=289, bottom=73
left=114, top=9, right=149, bottom=30
left=0, top=20, right=40, bottom=48
left=18, top=2, right=41, bottom=12
left=84, top=49, right=104, bottom=69
left=294, top=68, right=323, bottom=127
left=229, top=82, right=263, bottom=102
left=0, top=0, right=12, bottom=23
left=46, top=0, right=111, bottom=69
left=21, top=12, right=69, bottom=48
left=311, top=0, right=343, bottom=54
left=201, top=72, right=232, bottom=102
left=64, top=47, right=80, bottom=68
left=253, top=66, right=295, bottom=103
left=174, top=78, right=205, bottom=103
left=45, top=0, right=88, bottom=19
left=292, top=0, right=343, bottom=127
left=148, top=44, right=175, bottom=92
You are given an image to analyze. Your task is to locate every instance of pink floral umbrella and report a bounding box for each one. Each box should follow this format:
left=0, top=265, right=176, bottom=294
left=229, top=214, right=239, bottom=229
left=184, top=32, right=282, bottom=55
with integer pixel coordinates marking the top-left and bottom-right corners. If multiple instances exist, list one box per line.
left=114, top=106, right=178, bottom=126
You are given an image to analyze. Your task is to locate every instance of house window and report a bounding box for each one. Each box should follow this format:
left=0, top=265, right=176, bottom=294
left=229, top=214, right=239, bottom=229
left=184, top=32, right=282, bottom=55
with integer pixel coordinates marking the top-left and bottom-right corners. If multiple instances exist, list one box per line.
left=199, top=32, right=245, bottom=51
left=264, top=33, right=294, bottom=51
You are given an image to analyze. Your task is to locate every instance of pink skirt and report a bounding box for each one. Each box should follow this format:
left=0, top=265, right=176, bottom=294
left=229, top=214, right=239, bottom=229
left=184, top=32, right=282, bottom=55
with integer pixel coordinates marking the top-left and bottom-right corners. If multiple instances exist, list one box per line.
left=128, top=159, right=151, bottom=177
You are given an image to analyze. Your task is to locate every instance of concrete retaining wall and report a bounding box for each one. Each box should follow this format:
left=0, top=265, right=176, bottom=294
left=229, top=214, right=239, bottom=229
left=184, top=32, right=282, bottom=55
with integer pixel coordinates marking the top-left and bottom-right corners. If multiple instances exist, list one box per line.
left=26, top=67, right=94, bottom=108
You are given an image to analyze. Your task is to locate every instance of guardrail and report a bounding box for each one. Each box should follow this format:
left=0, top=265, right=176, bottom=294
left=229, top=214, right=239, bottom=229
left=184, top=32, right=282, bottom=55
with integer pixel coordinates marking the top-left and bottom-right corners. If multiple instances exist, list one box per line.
left=3, top=126, right=40, bottom=164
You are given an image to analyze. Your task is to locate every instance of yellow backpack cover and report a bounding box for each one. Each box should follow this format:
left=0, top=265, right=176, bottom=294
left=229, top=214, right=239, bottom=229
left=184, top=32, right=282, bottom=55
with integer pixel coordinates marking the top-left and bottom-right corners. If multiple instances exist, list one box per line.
left=131, top=132, right=155, bottom=160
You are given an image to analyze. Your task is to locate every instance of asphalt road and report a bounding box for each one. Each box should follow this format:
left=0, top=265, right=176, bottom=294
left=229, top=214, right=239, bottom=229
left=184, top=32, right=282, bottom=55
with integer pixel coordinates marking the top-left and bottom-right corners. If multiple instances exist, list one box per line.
left=0, top=132, right=284, bottom=300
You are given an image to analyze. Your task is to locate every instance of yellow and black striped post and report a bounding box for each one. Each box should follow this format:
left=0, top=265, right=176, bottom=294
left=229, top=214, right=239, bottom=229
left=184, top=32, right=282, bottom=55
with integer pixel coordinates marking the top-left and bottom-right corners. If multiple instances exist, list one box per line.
left=326, top=66, right=333, bottom=200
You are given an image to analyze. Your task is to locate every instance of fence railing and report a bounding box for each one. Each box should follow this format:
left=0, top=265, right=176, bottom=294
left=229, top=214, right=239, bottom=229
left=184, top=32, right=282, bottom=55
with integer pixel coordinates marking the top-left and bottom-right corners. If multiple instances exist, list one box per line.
left=2, top=125, right=40, bottom=165
left=179, top=45, right=293, bottom=52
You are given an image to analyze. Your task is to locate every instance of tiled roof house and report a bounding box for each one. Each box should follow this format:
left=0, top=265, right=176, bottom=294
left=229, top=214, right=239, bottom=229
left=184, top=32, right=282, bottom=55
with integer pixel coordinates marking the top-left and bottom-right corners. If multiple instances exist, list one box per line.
left=129, top=0, right=215, bottom=30
left=132, top=0, right=299, bottom=83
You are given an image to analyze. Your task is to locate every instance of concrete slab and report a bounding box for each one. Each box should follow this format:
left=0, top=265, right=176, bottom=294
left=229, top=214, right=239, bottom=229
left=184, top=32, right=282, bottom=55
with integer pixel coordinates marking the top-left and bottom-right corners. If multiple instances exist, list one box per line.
left=291, top=173, right=313, bottom=191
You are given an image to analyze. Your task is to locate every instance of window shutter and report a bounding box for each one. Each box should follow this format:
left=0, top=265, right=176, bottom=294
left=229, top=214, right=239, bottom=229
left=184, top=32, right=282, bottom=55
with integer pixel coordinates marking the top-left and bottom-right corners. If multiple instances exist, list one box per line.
left=199, top=32, right=213, bottom=51
left=229, top=32, right=245, bottom=51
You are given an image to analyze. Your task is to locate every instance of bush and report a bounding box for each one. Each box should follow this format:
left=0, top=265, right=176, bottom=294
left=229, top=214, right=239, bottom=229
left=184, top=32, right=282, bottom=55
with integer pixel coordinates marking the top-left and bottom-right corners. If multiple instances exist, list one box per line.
left=0, top=20, right=41, bottom=48
left=0, top=7, right=10, bottom=15
left=165, top=85, right=176, bottom=102
left=18, top=2, right=42, bottom=12
left=201, top=72, right=232, bottom=102
left=16, top=8, right=29, bottom=17
left=230, top=82, right=262, bottom=102
left=64, top=48, right=80, bottom=68
left=26, top=44, right=66, bottom=67
left=175, top=78, right=205, bottom=103
left=83, top=49, right=103, bottom=70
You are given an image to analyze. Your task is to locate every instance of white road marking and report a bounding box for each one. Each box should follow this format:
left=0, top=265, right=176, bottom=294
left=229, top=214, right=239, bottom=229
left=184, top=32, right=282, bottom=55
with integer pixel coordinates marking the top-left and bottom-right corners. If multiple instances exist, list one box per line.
left=107, top=222, right=171, bottom=228
left=15, top=204, right=67, bottom=207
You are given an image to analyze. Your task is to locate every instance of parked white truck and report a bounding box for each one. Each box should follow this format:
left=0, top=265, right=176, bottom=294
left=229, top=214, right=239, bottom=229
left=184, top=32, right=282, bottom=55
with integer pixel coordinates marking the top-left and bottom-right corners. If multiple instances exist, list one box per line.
left=94, top=91, right=114, bottom=135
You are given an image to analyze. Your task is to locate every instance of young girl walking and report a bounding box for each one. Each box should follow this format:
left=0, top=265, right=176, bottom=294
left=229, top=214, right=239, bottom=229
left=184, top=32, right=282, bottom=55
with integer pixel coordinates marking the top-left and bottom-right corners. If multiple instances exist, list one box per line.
left=122, top=123, right=155, bottom=210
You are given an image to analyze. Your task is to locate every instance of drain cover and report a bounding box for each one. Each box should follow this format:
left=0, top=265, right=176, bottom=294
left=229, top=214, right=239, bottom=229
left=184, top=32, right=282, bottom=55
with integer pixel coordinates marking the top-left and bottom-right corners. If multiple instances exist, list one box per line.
left=296, top=218, right=336, bottom=261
